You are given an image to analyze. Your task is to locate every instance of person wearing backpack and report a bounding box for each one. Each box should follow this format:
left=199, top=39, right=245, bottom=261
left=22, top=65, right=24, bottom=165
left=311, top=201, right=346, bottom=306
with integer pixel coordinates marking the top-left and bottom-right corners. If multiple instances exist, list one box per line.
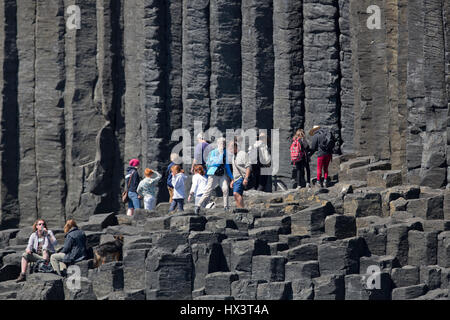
left=290, top=129, right=311, bottom=189
left=309, top=125, right=335, bottom=188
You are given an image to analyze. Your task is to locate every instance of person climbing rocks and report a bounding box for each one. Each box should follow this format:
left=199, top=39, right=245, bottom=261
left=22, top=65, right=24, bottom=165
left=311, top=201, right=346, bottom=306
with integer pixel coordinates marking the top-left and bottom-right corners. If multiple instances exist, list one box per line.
left=308, top=125, right=335, bottom=188
left=125, top=158, right=142, bottom=216
left=191, top=133, right=212, bottom=174
left=166, top=153, right=181, bottom=204
left=137, top=168, right=162, bottom=210
left=16, top=219, right=58, bottom=282
left=290, top=129, right=311, bottom=189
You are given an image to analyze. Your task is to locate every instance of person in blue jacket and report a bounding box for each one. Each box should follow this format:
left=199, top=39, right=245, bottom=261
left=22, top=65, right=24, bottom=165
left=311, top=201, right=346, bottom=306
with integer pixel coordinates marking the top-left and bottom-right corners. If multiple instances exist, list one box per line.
left=196, top=137, right=233, bottom=213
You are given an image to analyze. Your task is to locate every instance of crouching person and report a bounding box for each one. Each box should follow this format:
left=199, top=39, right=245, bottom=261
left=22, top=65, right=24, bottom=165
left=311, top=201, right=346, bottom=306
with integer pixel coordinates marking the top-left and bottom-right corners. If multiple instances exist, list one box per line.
left=50, top=219, right=87, bottom=276
left=16, top=219, right=58, bottom=282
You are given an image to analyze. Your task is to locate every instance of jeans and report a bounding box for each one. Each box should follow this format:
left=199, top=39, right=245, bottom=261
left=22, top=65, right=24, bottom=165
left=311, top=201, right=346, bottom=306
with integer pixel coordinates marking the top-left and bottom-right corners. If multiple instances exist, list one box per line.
left=169, top=199, right=184, bottom=212
left=128, top=191, right=141, bottom=209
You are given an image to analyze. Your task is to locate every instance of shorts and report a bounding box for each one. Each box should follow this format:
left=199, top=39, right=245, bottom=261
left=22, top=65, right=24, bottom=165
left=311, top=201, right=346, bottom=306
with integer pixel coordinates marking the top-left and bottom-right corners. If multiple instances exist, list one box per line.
left=233, top=177, right=244, bottom=196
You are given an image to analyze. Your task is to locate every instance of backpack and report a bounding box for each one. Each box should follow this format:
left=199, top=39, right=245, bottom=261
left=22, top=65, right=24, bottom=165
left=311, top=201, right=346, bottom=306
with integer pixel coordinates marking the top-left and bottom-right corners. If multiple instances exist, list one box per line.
left=290, top=138, right=304, bottom=164
left=33, top=259, right=55, bottom=274
left=319, top=129, right=336, bottom=154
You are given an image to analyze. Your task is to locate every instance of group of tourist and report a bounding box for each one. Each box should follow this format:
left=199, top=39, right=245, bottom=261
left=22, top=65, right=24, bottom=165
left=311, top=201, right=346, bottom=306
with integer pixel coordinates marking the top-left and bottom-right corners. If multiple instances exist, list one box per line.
left=16, top=218, right=87, bottom=283
left=125, top=125, right=336, bottom=215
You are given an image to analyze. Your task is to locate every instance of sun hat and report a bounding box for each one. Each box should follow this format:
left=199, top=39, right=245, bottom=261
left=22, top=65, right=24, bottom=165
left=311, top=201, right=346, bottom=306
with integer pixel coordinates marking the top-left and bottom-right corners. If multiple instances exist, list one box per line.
left=309, top=125, right=321, bottom=136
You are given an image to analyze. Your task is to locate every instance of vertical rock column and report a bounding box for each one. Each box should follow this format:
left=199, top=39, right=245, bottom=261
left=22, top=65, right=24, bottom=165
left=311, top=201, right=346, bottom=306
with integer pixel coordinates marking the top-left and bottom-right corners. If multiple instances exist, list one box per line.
left=338, top=0, right=354, bottom=154
left=94, top=0, right=125, bottom=213
left=385, top=0, right=402, bottom=171
left=273, top=0, right=304, bottom=182
left=396, top=0, right=408, bottom=178
left=123, top=0, right=144, bottom=165
left=350, top=0, right=390, bottom=160
left=209, top=0, right=242, bottom=132
left=419, top=0, right=447, bottom=188
left=303, top=0, right=340, bottom=143
left=0, top=0, right=19, bottom=229
left=140, top=0, right=171, bottom=184
left=446, top=0, right=450, bottom=187
left=406, top=0, right=426, bottom=185
left=64, top=0, right=106, bottom=221
left=165, top=0, right=183, bottom=134
left=241, top=0, right=274, bottom=131
left=17, top=0, right=38, bottom=227
left=182, top=0, right=211, bottom=133
left=34, top=0, right=66, bottom=227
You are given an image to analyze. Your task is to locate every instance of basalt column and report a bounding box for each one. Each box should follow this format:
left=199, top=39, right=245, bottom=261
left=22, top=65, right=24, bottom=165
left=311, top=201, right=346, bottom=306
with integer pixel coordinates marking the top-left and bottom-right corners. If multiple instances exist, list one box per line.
left=351, top=0, right=390, bottom=160
left=446, top=0, right=450, bottom=187
left=182, top=0, right=211, bottom=134
left=0, top=0, right=19, bottom=229
left=241, top=0, right=274, bottom=131
left=419, top=0, right=447, bottom=188
left=273, top=0, right=304, bottom=183
left=140, top=0, right=171, bottom=198
left=64, top=0, right=107, bottom=222
left=17, top=0, right=37, bottom=227
left=34, top=0, right=67, bottom=227
left=303, top=0, right=340, bottom=146
left=209, top=0, right=242, bottom=132
left=338, top=0, right=355, bottom=154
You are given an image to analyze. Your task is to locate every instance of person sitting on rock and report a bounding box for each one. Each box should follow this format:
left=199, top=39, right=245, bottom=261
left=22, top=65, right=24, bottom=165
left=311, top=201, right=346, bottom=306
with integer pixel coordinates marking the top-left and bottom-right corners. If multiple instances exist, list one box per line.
left=196, top=137, right=233, bottom=213
left=230, top=141, right=252, bottom=209
left=137, top=168, right=162, bottom=210
left=168, top=165, right=187, bottom=213
left=50, top=219, right=87, bottom=277
left=188, top=164, right=209, bottom=214
left=308, top=125, right=335, bottom=188
left=16, top=219, right=58, bottom=282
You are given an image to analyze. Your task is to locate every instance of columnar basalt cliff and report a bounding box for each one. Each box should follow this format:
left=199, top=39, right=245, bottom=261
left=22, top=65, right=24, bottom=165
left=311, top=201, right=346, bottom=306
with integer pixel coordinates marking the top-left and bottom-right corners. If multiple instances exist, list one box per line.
left=0, top=0, right=449, bottom=229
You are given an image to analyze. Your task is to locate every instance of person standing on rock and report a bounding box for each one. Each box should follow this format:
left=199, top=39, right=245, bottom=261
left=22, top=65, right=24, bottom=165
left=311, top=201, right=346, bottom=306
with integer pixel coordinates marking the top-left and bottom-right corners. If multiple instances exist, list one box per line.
left=191, top=133, right=211, bottom=174
left=188, top=164, right=209, bottom=214
left=231, top=141, right=252, bottom=209
left=168, top=165, right=187, bottom=213
left=248, top=131, right=271, bottom=192
left=290, top=129, right=311, bottom=189
left=125, top=158, right=142, bottom=216
left=50, top=219, right=87, bottom=277
left=309, top=125, right=335, bottom=188
left=137, top=168, right=162, bottom=210
left=16, top=219, right=58, bottom=282
left=196, top=137, right=233, bottom=212
left=166, top=153, right=181, bottom=204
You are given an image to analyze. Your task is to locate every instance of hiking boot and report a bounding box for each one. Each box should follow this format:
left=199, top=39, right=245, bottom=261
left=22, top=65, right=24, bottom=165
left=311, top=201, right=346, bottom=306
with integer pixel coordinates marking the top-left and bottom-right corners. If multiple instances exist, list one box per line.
left=16, top=273, right=26, bottom=283
left=324, top=179, right=330, bottom=188
left=316, top=180, right=323, bottom=189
